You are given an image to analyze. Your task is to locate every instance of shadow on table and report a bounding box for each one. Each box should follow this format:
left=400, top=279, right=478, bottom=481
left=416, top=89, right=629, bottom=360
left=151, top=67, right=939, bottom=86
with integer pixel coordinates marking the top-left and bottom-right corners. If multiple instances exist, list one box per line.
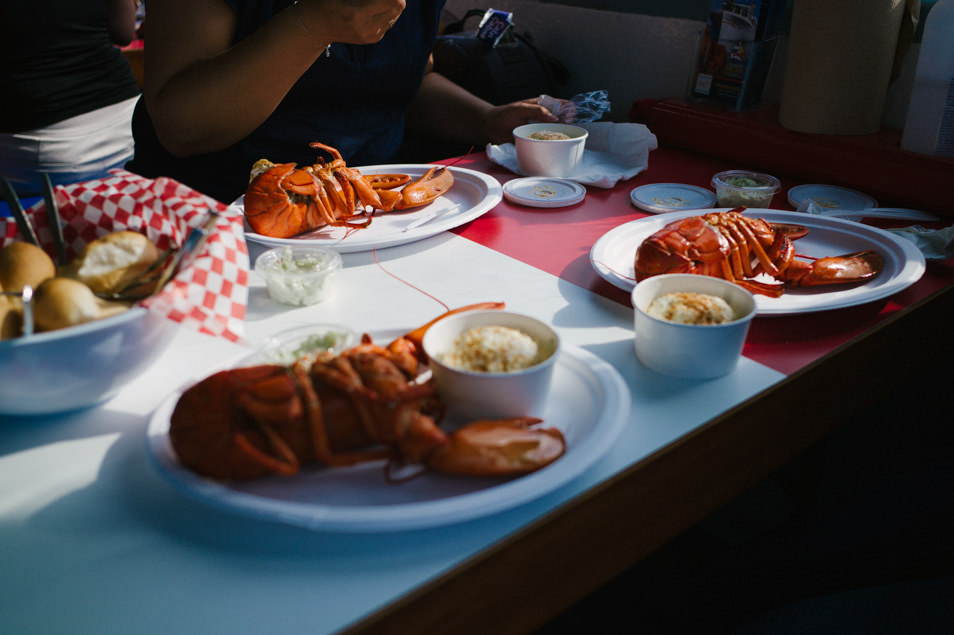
left=536, top=357, right=954, bottom=634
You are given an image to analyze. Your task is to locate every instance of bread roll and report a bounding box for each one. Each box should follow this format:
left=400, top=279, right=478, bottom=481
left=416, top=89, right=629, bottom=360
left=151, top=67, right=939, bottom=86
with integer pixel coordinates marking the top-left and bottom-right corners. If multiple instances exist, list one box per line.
left=33, top=277, right=105, bottom=332
left=64, top=231, right=160, bottom=296
left=0, top=241, right=56, bottom=293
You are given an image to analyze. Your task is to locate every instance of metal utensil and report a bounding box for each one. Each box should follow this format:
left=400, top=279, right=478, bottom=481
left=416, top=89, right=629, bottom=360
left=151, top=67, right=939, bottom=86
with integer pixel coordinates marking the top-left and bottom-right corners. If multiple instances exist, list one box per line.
left=155, top=212, right=217, bottom=289
left=0, top=176, right=40, bottom=246
left=41, top=173, right=68, bottom=265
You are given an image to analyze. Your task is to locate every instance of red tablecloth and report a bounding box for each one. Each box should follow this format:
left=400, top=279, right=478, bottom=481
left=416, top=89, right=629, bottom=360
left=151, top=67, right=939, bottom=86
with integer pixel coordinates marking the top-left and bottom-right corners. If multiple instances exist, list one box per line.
left=448, top=150, right=953, bottom=375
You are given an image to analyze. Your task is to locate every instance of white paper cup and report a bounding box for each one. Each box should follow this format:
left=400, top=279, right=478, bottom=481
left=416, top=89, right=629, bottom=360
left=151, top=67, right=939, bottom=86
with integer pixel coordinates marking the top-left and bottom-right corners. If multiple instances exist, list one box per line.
left=631, top=274, right=756, bottom=379
left=422, top=310, right=559, bottom=420
left=513, top=123, right=588, bottom=178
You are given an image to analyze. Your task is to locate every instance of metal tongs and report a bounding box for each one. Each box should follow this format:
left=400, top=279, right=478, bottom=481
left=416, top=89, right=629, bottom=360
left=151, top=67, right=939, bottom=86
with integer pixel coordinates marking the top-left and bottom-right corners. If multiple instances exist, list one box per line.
left=0, top=173, right=69, bottom=263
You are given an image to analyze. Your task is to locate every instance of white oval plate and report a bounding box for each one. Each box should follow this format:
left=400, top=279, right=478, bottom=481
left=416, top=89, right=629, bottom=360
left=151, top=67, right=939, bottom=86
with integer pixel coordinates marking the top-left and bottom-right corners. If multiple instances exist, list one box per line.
left=589, top=208, right=926, bottom=315
left=503, top=177, right=586, bottom=208
left=235, top=164, right=503, bottom=253
left=145, top=337, right=629, bottom=532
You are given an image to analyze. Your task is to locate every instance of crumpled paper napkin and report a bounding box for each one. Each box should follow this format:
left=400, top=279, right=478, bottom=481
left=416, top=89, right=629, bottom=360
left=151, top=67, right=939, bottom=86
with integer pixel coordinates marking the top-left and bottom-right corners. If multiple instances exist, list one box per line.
left=1, top=169, right=250, bottom=341
left=886, top=224, right=954, bottom=260
left=486, top=121, right=658, bottom=188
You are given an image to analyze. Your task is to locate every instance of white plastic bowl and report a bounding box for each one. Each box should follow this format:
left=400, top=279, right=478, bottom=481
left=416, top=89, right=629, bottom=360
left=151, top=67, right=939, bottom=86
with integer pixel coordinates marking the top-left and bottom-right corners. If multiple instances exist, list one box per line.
left=0, top=307, right=176, bottom=416
left=513, top=123, right=588, bottom=178
left=422, top=310, right=560, bottom=420
left=631, top=274, right=756, bottom=379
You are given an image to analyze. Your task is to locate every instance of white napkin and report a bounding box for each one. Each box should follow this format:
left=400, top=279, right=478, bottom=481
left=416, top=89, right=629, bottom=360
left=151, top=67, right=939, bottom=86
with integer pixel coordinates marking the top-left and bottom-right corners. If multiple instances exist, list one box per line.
left=887, top=224, right=954, bottom=260
left=486, top=122, right=658, bottom=189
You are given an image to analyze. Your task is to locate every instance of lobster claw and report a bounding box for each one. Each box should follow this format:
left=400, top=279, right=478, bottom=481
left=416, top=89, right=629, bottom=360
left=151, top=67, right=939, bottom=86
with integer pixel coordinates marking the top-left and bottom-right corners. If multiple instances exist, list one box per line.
left=782, top=250, right=885, bottom=287
left=394, top=166, right=455, bottom=210
left=426, top=417, right=566, bottom=476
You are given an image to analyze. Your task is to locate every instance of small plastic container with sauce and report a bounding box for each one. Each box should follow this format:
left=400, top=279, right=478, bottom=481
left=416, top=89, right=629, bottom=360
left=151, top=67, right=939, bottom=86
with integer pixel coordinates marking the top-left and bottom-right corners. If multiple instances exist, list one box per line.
left=711, top=170, right=780, bottom=208
left=254, top=246, right=342, bottom=306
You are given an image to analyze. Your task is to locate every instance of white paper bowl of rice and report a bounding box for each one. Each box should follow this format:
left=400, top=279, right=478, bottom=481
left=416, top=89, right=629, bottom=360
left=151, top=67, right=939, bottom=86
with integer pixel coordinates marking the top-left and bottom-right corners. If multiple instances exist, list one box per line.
left=631, top=274, right=756, bottom=379
left=422, top=309, right=560, bottom=420
left=513, top=123, right=588, bottom=178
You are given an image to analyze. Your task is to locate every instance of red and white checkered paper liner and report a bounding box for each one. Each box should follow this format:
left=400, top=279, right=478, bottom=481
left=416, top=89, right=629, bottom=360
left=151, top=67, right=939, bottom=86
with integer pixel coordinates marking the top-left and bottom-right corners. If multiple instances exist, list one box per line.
left=1, top=170, right=249, bottom=342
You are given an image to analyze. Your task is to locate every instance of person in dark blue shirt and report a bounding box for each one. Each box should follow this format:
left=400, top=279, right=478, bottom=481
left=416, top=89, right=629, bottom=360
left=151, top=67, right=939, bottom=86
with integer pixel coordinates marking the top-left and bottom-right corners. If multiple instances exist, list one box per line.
left=129, top=0, right=558, bottom=203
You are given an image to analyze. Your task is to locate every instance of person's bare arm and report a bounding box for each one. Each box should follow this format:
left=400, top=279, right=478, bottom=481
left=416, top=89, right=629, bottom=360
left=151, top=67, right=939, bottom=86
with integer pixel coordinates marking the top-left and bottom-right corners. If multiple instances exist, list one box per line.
left=406, top=66, right=558, bottom=146
left=144, top=0, right=404, bottom=157
left=106, top=0, right=139, bottom=46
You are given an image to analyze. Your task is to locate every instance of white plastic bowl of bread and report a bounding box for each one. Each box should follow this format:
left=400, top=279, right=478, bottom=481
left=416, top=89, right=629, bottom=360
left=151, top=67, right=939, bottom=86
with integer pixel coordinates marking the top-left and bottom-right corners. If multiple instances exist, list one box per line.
left=0, top=231, right=176, bottom=416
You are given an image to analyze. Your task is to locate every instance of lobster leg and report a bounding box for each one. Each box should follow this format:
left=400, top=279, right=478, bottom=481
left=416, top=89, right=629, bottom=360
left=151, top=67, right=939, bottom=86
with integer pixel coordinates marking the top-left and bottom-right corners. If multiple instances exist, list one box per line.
left=293, top=361, right=389, bottom=468
left=309, top=141, right=346, bottom=168
left=337, top=166, right=388, bottom=210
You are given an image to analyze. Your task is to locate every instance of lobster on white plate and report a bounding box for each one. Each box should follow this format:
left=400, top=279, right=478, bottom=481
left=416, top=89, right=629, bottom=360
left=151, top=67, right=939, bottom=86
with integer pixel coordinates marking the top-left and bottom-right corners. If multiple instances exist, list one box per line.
left=244, top=142, right=454, bottom=238
left=634, top=209, right=884, bottom=297
left=168, top=303, right=566, bottom=482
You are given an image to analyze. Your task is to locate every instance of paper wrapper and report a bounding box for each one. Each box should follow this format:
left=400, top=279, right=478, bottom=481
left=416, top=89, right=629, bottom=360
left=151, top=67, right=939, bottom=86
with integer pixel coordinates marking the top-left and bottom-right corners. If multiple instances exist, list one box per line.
left=1, top=169, right=249, bottom=342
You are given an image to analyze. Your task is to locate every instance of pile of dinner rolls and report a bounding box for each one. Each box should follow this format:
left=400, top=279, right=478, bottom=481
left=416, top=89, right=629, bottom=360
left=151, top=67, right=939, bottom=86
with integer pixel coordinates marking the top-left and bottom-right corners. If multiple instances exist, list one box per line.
left=0, top=231, right=162, bottom=338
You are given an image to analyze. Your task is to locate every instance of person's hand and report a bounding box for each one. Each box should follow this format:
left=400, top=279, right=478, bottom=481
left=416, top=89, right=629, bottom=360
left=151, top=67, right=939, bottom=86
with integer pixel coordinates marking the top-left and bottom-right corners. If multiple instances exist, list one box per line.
left=482, top=98, right=560, bottom=145
left=299, top=0, right=406, bottom=45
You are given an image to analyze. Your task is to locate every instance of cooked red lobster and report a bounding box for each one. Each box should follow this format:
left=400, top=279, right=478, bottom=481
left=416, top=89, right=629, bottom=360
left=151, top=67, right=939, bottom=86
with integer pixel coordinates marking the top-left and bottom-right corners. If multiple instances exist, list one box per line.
left=168, top=303, right=566, bottom=482
left=634, top=210, right=884, bottom=297
left=244, top=142, right=454, bottom=238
